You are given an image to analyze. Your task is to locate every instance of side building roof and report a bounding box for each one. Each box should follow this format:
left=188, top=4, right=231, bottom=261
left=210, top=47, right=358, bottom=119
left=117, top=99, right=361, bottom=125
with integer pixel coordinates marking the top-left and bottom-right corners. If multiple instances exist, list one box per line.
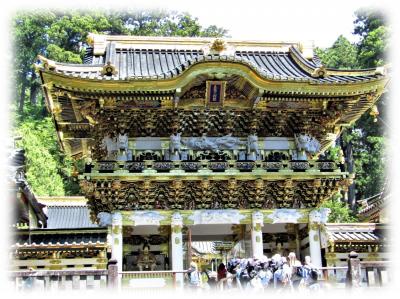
left=324, top=223, right=388, bottom=253
left=12, top=197, right=107, bottom=252
left=38, top=196, right=99, bottom=229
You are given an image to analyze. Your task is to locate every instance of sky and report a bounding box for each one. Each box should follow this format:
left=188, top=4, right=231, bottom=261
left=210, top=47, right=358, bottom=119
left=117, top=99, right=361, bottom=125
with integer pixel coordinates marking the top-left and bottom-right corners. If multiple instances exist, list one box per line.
left=166, top=0, right=383, bottom=48
left=1, top=0, right=394, bottom=48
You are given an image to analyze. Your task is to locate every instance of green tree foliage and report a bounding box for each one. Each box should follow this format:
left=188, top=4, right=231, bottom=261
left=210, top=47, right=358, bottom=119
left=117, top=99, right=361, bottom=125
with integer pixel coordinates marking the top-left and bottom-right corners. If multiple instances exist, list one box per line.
left=119, top=11, right=228, bottom=37
left=13, top=10, right=227, bottom=112
left=353, top=8, right=389, bottom=68
left=317, top=8, right=389, bottom=210
left=320, top=194, right=357, bottom=223
left=350, top=8, right=388, bottom=202
left=14, top=111, right=79, bottom=196
left=343, top=131, right=386, bottom=198
left=315, top=35, right=358, bottom=69
left=12, top=10, right=228, bottom=196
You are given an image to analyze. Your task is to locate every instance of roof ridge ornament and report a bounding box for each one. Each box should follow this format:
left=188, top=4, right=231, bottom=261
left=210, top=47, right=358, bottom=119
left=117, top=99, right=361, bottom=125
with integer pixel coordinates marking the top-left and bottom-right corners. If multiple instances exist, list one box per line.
left=374, top=66, right=387, bottom=76
left=37, top=55, right=57, bottom=71
left=101, top=61, right=118, bottom=76
left=311, top=65, right=328, bottom=78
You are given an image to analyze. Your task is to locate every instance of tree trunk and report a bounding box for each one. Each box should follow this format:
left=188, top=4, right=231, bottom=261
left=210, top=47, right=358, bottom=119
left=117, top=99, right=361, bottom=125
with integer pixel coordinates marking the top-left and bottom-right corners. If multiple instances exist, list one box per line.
left=18, top=76, right=28, bottom=113
left=29, top=72, right=39, bottom=105
left=343, top=139, right=356, bottom=211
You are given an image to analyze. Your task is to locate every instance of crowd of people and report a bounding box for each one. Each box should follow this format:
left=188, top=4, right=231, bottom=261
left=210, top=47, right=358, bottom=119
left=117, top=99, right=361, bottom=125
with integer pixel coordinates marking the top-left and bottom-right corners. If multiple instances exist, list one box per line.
left=185, top=252, right=321, bottom=292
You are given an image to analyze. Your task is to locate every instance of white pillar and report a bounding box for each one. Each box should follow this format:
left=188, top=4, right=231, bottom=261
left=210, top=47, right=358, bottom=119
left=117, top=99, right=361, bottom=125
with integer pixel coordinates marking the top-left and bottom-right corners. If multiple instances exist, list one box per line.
left=308, top=208, right=331, bottom=268
left=111, top=212, right=123, bottom=287
left=171, top=212, right=184, bottom=287
left=251, top=211, right=264, bottom=258
left=308, top=224, right=322, bottom=268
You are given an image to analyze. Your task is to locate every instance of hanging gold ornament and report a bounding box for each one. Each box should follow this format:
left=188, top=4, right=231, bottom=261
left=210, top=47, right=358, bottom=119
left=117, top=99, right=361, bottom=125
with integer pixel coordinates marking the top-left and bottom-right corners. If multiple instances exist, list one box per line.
left=369, top=105, right=379, bottom=122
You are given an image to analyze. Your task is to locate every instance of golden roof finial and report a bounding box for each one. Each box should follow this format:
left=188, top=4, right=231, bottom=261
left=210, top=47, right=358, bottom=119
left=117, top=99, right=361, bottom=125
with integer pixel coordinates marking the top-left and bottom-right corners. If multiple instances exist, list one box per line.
left=210, top=39, right=227, bottom=53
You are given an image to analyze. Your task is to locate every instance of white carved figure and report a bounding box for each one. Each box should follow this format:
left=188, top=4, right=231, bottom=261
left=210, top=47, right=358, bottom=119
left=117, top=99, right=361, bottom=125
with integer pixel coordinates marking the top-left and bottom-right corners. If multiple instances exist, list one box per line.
left=118, top=133, right=129, bottom=151
left=309, top=138, right=321, bottom=153
left=189, top=210, right=246, bottom=224
left=183, top=134, right=244, bottom=151
left=97, top=212, right=112, bottom=227
left=247, top=134, right=259, bottom=160
left=294, top=134, right=321, bottom=154
left=267, top=209, right=302, bottom=224
left=101, top=135, right=118, bottom=159
left=183, top=135, right=218, bottom=151
left=131, top=211, right=165, bottom=226
left=169, top=133, right=181, bottom=154
left=198, top=134, right=218, bottom=150
left=252, top=211, right=264, bottom=226
left=171, top=212, right=183, bottom=227
left=247, top=134, right=259, bottom=154
left=215, top=134, right=244, bottom=149
left=309, top=208, right=331, bottom=224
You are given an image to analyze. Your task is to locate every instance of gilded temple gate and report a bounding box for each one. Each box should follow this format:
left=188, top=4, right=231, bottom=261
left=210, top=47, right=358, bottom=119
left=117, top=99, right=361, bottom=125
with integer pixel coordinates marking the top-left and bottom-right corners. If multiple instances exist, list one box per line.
left=36, top=34, right=389, bottom=287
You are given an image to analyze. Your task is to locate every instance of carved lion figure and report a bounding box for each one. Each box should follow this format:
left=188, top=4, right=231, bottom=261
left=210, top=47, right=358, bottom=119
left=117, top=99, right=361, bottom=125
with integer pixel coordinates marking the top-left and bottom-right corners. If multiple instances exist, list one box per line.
left=118, top=133, right=129, bottom=151
left=101, top=135, right=118, bottom=159
left=169, top=133, right=181, bottom=154
left=294, top=134, right=321, bottom=154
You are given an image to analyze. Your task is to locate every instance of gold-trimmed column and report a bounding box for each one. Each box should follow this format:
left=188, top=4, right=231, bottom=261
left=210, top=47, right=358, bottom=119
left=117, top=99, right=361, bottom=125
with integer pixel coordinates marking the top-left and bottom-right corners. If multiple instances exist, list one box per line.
left=251, top=211, right=264, bottom=258
left=325, top=248, right=338, bottom=281
left=308, top=208, right=331, bottom=268
left=171, top=212, right=184, bottom=287
left=111, top=212, right=123, bottom=288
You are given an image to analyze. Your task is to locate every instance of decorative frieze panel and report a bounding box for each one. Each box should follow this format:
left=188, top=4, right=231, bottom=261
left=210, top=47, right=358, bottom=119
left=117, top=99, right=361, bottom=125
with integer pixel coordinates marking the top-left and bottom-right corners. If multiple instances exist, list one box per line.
left=88, top=159, right=341, bottom=174
left=290, top=161, right=310, bottom=171
left=83, top=108, right=343, bottom=141
left=80, top=178, right=346, bottom=220
left=189, top=210, right=246, bottom=225
left=56, top=94, right=365, bottom=160
left=13, top=249, right=105, bottom=260
left=130, top=211, right=166, bottom=226
left=125, top=162, right=145, bottom=172
left=181, top=161, right=201, bottom=171
left=266, top=209, right=303, bottom=224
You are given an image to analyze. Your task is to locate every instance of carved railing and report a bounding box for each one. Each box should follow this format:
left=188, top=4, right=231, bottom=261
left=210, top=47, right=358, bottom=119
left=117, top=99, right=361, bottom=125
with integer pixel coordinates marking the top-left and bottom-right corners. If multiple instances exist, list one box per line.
left=87, top=159, right=341, bottom=174
left=10, top=256, right=388, bottom=291
left=360, top=260, right=390, bottom=287
left=319, top=253, right=390, bottom=288
left=9, top=267, right=189, bottom=291
left=120, top=270, right=187, bottom=288
left=318, top=266, right=349, bottom=286
left=9, top=269, right=108, bottom=291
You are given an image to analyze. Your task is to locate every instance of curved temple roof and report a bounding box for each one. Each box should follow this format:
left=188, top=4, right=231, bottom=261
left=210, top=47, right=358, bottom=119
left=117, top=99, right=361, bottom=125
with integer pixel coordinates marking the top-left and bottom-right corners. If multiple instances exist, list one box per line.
left=37, top=35, right=387, bottom=85
left=36, top=35, right=389, bottom=159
